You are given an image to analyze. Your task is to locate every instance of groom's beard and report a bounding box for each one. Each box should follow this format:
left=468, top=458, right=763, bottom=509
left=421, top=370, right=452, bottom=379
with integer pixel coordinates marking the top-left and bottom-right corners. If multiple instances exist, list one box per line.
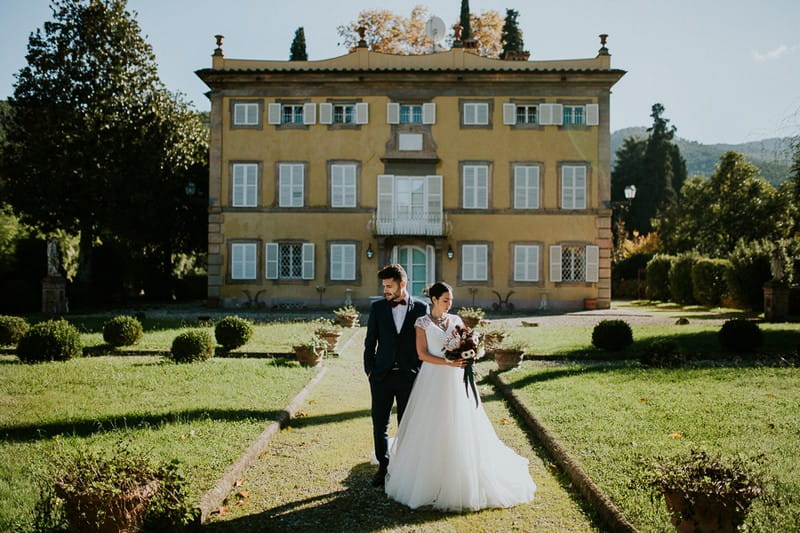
left=385, top=288, right=404, bottom=302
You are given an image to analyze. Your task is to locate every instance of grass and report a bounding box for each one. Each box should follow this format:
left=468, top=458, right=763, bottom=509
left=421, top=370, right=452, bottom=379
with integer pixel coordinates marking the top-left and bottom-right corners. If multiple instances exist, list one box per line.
left=499, top=362, right=800, bottom=532
left=0, top=339, right=331, bottom=531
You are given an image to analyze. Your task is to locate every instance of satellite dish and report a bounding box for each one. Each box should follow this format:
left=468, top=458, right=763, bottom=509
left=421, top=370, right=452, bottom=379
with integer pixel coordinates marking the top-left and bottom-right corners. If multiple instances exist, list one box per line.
left=425, top=16, right=446, bottom=44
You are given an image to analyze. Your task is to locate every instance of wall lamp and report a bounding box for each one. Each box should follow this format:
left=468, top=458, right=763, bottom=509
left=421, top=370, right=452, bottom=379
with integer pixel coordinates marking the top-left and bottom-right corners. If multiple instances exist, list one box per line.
left=446, top=245, right=455, bottom=260
left=366, top=243, right=374, bottom=259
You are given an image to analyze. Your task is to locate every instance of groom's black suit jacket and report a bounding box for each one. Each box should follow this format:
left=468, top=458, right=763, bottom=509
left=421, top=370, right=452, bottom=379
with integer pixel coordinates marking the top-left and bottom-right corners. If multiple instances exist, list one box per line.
left=363, top=297, right=428, bottom=382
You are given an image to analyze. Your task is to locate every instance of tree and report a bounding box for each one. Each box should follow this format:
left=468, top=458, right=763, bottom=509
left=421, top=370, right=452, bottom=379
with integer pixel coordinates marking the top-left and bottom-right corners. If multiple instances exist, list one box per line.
left=2, top=0, right=207, bottom=303
left=290, top=26, right=308, bottom=61
left=459, top=0, right=472, bottom=41
left=337, top=6, right=503, bottom=58
left=500, top=8, right=525, bottom=58
left=658, top=151, right=791, bottom=256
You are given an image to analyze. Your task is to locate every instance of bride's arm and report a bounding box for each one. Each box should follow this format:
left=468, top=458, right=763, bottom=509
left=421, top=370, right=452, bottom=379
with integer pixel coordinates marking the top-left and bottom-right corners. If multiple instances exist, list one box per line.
left=415, top=327, right=463, bottom=367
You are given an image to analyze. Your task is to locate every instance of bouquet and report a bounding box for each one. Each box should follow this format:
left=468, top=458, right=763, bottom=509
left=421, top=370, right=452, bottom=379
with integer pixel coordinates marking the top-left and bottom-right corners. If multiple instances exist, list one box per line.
left=443, top=324, right=485, bottom=407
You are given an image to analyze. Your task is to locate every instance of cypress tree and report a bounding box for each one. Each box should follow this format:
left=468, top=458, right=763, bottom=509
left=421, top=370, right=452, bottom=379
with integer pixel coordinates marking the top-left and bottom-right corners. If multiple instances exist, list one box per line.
left=290, top=27, right=308, bottom=61
left=500, top=8, right=524, bottom=58
left=459, top=0, right=472, bottom=41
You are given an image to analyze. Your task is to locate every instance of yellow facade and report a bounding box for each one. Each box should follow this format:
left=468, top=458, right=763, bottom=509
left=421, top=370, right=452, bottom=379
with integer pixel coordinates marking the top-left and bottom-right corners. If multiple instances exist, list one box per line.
left=198, top=41, right=624, bottom=310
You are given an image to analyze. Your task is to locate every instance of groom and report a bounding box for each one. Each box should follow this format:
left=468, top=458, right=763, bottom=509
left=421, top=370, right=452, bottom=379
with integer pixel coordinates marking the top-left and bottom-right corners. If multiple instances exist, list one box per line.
left=363, top=263, right=428, bottom=487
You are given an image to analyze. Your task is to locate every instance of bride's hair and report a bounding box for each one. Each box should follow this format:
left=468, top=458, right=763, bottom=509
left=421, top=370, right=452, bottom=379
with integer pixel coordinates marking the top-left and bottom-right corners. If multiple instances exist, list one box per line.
left=427, top=281, right=452, bottom=301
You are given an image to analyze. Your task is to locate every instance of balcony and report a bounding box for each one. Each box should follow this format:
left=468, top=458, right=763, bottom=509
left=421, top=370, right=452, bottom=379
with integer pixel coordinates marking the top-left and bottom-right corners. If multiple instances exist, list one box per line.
left=370, top=211, right=450, bottom=236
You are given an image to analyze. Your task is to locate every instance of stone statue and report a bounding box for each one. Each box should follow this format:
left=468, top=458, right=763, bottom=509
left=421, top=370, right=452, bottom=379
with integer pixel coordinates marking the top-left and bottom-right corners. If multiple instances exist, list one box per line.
left=46, top=240, right=60, bottom=277
left=770, top=250, right=784, bottom=282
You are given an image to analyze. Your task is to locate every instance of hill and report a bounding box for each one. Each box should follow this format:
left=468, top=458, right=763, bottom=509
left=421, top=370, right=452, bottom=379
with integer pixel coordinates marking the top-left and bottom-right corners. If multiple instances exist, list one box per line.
left=611, top=127, right=794, bottom=185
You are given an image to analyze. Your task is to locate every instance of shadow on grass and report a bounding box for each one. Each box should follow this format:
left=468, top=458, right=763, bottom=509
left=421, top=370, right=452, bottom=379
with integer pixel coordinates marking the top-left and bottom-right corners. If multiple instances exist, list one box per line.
left=200, top=462, right=500, bottom=533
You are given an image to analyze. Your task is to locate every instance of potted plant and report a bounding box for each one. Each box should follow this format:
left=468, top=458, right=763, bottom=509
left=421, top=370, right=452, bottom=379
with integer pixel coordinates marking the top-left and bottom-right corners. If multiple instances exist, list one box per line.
left=480, top=326, right=507, bottom=352
left=314, top=318, right=342, bottom=355
left=650, top=450, right=763, bottom=533
left=457, top=307, right=485, bottom=328
left=293, top=336, right=327, bottom=367
left=333, top=305, right=360, bottom=327
left=493, top=339, right=525, bottom=371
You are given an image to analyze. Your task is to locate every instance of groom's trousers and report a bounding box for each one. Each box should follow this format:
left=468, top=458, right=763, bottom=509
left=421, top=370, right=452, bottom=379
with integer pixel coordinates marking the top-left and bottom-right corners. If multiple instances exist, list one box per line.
left=370, top=370, right=414, bottom=470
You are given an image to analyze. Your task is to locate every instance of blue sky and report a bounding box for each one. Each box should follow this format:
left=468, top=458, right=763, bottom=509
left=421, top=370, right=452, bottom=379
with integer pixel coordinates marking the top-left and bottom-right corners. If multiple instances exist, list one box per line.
left=2, top=0, right=799, bottom=145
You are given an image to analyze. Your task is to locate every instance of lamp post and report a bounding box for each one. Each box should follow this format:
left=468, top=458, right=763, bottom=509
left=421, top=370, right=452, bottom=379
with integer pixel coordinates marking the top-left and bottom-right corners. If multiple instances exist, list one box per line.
left=608, top=185, right=637, bottom=264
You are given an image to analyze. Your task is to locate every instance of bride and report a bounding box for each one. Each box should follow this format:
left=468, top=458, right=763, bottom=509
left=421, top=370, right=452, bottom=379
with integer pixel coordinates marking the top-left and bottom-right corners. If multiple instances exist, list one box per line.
left=384, top=281, right=536, bottom=512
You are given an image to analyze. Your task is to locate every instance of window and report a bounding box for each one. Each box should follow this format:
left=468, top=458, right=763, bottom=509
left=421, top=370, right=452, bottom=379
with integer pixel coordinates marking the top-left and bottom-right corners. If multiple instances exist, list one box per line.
left=563, top=105, right=585, bottom=126
left=265, top=242, right=315, bottom=280
left=514, top=245, right=540, bottom=282
left=561, top=165, right=587, bottom=209
left=331, top=164, right=357, bottom=208
left=282, top=104, right=304, bottom=124
left=516, top=105, right=537, bottom=125
left=232, top=163, right=258, bottom=207
left=333, top=104, right=355, bottom=124
left=514, top=165, right=539, bottom=209
left=463, top=102, right=489, bottom=125
left=279, top=163, right=304, bottom=207
left=233, top=102, right=259, bottom=126
left=462, top=244, right=488, bottom=281
left=330, top=244, right=356, bottom=281
left=463, top=164, right=489, bottom=209
left=400, top=105, right=423, bottom=123
left=549, top=244, right=599, bottom=283
left=376, top=175, right=442, bottom=235
left=231, top=243, right=257, bottom=280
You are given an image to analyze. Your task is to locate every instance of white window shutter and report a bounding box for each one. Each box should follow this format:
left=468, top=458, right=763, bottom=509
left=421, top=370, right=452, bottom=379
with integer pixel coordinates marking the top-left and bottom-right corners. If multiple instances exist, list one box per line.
left=267, top=103, right=281, bottom=125
left=355, top=102, right=369, bottom=124
left=539, top=104, right=553, bottom=125
left=549, top=245, right=562, bottom=282
left=503, top=103, right=517, bottom=125
left=422, top=103, right=436, bottom=124
left=303, top=103, right=316, bottom=124
left=302, top=243, right=315, bottom=279
left=552, top=103, right=564, bottom=125
left=387, top=102, right=400, bottom=124
left=585, top=245, right=599, bottom=282
left=265, top=243, right=279, bottom=279
left=377, top=174, right=394, bottom=225
left=586, top=104, right=599, bottom=126
left=531, top=245, right=540, bottom=282
left=426, top=175, right=442, bottom=223
left=319, top=103, right=333, bottom=124
left=390, top=245, right=398, bottom=264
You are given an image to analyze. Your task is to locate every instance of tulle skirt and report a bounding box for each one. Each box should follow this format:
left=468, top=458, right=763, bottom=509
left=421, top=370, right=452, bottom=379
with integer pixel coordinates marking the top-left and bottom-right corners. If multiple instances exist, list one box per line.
left=384, top=361, right=536, bottom=512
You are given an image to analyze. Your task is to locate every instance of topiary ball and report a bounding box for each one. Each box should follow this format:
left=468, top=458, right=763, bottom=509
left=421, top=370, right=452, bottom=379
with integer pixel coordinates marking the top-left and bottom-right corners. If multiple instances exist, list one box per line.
left=102, top=315, right=144, bottom=347
left=169, top=330, right=215, bottom=363
left=718, top=319, right=763, bottom=353
left=17, top=319, right=82, bottom=363
left=0, top=315, right=30, bottom=346
left=214, top=316, right=254, bottom=351
left=591, top=319, right=634, bottom=351
left=639, top=339, right=686, bottom=368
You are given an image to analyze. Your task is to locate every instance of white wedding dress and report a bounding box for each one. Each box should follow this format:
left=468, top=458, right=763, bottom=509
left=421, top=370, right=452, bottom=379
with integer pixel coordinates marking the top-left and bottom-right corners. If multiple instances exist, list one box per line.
left=384, top=314, right=536, bottom=512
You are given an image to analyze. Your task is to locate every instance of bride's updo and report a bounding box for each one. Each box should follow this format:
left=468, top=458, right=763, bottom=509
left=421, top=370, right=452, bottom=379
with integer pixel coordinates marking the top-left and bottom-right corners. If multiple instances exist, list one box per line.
left=427, top=281, right=452, bottom=301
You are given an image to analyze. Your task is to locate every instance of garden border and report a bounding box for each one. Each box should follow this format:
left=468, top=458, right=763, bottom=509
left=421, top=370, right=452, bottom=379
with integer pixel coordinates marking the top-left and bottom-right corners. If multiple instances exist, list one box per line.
left=489, top=371, right=639, bottom=533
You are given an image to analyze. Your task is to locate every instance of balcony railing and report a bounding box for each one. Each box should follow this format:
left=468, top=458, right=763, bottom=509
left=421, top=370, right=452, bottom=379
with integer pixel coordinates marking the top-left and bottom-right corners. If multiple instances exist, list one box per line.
left=370, top=212, right=449, bottom=236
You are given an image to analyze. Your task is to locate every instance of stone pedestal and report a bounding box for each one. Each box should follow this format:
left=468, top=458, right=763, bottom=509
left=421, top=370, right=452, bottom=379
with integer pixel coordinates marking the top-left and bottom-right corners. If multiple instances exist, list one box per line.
left=763, top=281, right=789, bottom=322
left=42, top=275, right=67, bottom=314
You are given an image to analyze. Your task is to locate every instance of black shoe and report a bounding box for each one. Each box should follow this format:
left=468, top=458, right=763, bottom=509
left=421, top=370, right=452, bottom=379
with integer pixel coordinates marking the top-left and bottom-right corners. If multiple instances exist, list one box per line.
left=371, top=469, right=387, bottom=487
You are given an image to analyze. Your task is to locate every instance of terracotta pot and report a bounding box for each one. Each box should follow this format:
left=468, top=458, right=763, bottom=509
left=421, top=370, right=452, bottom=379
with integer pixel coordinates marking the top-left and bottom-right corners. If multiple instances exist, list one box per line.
left=336, top=315, right=359, bottom=328
left=294, top=345, right=325, bottom=367
left=583, top=298, right=598, bottom=310
left=459, top=316, right=481, bottom=329
left=318, top=332, right=341, bottom=354
left=663, top=490, right=752, bottom=533
left=494, top=349, right=523, bottom=371
left=58, top=479, right=158, bottom=533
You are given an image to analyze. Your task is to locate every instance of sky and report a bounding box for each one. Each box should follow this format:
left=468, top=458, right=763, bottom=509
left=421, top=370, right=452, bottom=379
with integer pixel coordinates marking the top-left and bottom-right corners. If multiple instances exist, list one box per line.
left=1, top=0, right=799, bottom=145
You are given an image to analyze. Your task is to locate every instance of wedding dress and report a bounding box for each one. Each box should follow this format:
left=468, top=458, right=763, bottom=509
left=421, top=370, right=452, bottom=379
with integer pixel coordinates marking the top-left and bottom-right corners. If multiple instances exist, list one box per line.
left=384, top=314, right=536, bottom=512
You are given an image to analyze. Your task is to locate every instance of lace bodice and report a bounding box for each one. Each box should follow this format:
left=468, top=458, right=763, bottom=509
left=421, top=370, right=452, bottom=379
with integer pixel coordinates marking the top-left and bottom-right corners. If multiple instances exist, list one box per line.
left=414, top=314, right=464, bottom=359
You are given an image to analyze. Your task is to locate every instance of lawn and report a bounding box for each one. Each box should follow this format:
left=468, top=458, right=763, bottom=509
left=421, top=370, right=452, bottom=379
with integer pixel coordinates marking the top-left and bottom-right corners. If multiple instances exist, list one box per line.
left=497, top=361, right=800, bottom=532
left=0, top=317, right=344, bottom=531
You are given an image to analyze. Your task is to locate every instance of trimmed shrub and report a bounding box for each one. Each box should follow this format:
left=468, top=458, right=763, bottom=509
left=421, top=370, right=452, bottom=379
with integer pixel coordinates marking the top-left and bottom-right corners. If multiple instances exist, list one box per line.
left=692, top=258, right=731, bottom=306
left=214, top=315, right=254, bottom=351
left=668, top=253, right=698, bottom=305
left=591, top=320, right=634, bottom=351
left=612, top=252, right=652, bottom=299
left=169, top=330, right=214, bottom=363
left=17, top=319, right=82, bottom=363
left=639, top=339, right=686, bottom=367
left=102, top=315, right=144, bottom=347
left=718, top=319, right=763, bottom=354
left=0, top=315, right=30, bottom=345
left=725, top=240, right=772, bottom=311
left=645, top=255, right=674, bottom=301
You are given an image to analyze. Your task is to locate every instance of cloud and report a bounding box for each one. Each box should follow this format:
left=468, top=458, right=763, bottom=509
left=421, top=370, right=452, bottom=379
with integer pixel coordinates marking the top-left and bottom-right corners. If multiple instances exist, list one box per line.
left=752, top=44, right=799, bottom=63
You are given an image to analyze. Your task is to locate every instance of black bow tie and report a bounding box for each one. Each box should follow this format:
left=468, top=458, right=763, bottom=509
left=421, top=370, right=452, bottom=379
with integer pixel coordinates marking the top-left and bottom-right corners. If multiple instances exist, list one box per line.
left=390, top=299, right=407, bottom=308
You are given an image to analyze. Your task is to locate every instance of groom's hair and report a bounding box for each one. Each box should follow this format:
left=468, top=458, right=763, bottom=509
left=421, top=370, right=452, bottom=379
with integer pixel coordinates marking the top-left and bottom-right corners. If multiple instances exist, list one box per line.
left=378, top=263, right=407, bottom=283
